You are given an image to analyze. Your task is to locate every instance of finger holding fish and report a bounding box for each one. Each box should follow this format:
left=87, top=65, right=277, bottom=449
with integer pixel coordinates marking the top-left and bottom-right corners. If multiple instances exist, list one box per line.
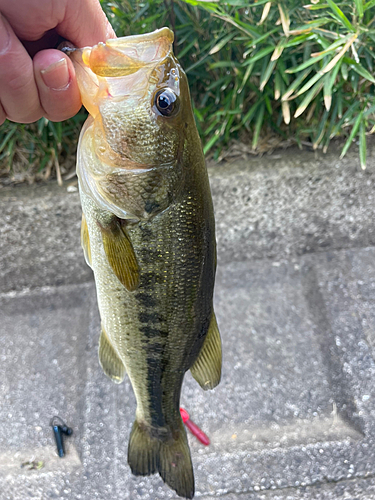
left=33, top=50, right=82, bottom=122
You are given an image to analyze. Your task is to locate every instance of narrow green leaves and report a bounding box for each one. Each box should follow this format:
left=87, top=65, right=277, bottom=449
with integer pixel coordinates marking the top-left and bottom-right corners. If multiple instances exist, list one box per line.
left=209, top=32, right=236, bottom=55
left=345, top=58, right=375, bottom=84
left=294, top=80, right=325, bottom=118
left=0, top=126, right=17, bottom=154
left=252, top=103, right=265, bottom=149
left=340, top=111, right=363, bottom=159
left=364, top=0, right=375, bottom=11
left=4, top=0, right=375, bottom=183
left=360, top=120, right=366, bottom=170
left=323, top=62, right=341, bottom=111
left=282, top=69, right=312, bottom=101
left=326, top=0, right=354, bottom=31
left=354, top=0, right=364, bottom=19
left=260, top=58, right=277, bottom=91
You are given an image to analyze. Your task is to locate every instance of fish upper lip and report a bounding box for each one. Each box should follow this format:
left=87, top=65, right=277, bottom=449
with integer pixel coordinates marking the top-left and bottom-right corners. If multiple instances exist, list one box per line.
left=105, top=27, right=174, bottom=53
left=69, top=28, right=174, bottom=77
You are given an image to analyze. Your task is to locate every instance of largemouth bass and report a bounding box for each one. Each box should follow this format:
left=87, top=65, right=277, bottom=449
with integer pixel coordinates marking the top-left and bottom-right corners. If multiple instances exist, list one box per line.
left=69, top=28, right=222, bottom=499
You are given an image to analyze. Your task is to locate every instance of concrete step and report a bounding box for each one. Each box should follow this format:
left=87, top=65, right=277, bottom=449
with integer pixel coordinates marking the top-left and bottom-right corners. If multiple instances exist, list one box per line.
left=2, top=146, right=375, bottom=499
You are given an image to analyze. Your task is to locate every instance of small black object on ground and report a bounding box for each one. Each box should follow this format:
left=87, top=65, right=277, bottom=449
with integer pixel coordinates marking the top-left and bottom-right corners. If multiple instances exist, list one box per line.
left=50, top=416, right=73, bottom=458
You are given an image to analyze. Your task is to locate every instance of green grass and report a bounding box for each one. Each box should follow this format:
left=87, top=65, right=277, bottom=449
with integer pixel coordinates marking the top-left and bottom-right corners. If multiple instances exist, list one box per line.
left=1, top=0, right=375, bottom=182
left=0, top=111, right=87, bottom=184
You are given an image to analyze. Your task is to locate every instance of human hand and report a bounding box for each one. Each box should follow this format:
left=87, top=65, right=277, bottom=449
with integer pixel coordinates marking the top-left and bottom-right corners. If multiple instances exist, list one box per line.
left=0, top=0, right=116, bottom=125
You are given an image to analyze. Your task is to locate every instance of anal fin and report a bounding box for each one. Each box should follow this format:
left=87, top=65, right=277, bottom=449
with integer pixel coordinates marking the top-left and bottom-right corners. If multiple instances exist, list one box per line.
left=99, top=324, right=126, bottom=384
left=190, top=312, right=222, bottom=390
left=100, top=218, right=140, bottom=292
left=81, top=213, right=92, bottom=268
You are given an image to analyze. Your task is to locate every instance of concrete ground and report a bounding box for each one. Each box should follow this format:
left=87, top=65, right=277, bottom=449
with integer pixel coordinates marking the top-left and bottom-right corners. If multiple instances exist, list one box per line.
left=2, top=145, right=375, bottom=499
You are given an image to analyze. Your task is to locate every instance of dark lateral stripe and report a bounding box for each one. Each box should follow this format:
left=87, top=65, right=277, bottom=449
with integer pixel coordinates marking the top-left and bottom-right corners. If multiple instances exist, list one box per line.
left=139, top=312, right=163, bottom=324
left=140, top=248, right=159, bottom=258
left=144, top=341, right=164, bottom=353
left=135, top=293, right=157, bottom=307
left=140, top=273, right=158, bottom=289
left=140, top=325, right=168, bottom=339
left=145, top=356, right=165, bottom=427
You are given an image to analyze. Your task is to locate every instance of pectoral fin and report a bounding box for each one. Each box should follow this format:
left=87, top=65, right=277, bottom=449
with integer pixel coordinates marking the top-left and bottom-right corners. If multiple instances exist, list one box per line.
left=81, top=213, right=92, bottom=268
left=99, top=218, right=140, bottom=292
left=99, top=324, right=126, bottom=384
left=190, top=312, right=222, bottom=390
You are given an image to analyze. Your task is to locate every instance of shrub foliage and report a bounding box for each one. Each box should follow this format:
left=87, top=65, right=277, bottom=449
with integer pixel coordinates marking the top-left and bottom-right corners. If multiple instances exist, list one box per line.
left=1, top=0, right=375, bottom=180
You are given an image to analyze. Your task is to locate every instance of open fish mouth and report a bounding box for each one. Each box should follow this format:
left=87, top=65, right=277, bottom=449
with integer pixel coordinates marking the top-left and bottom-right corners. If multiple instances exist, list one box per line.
left=69, top=27, right=174, bottom=77
left=67, top=28, right=175, bottom=117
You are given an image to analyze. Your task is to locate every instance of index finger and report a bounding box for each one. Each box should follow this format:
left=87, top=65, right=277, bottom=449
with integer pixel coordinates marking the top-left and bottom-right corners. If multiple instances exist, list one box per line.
left=59, top=0, right=117, bottom=47
left=0, top=0, right=116, bottom=47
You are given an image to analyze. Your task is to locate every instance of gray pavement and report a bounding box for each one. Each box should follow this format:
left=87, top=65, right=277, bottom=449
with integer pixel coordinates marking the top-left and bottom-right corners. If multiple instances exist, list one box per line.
left=2, top=145, right=375, bottom=499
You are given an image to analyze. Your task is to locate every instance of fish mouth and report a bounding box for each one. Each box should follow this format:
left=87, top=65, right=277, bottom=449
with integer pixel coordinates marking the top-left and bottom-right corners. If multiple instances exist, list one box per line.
left=67, top=28, right=175, bottom=117
left=69, top=28, right=174, bottom=78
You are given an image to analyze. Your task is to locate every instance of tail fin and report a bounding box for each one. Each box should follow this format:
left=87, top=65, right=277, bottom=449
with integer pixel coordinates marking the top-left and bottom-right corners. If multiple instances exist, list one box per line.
left=128, top=420, right=195, bottom=499
left=159, top=424, right=194, bottom=500
left=128, top=420, right=159, bottom=476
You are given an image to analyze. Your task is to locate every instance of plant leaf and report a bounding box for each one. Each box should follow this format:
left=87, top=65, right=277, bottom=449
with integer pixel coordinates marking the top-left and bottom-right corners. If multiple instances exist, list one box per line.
left=313, top=109, right=329, bottom=149
left=310, top=34, right=351, bottom=57
left=326, top=0, right=354, bottom=31
left=354, top=0, right=364, bottom=18
left=238, top=62, right=254, bottom=93
left=285, top=38, right=349, bottom=74
left=320, top=34, right=358, bottom=74
left=243, top=45, right=275, bottom=65
left=209, top=32, right=235, bottom=55
left=203, top=132, right=221, bottom=154
left=282, top=68, right=312, bottom=100
left=278, top=4, right=290, bottom=37
left=303, top=4, right=331, bottom=10
left=258, top=1, right=272, bottom=25
left=260, top=59, right=277, bottom=91
left=0, top=126, right=16, bottom=153
left=242, top=100, right=262, bottom=128
left=323, top=61, right=341, bottom=111
left=344, top=57, right=375, bottom=83
left=340, top=110, right=363, bottom=159
left=271, top=39, right=288, bottom=61
left=282, top=101, right=290, bottom=124
left=252, top=103, right=265, bottom=149
left=294, top=80, right=324, bottom=118
left=274, top=71, right=282, bottom=100
left=296, top=72, right=324, bottom=96
left=360, top=120, right=366, bottom=169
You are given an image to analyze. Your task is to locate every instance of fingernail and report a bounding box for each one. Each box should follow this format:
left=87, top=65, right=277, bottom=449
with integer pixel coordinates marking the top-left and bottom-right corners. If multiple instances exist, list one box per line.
left=41, top=58, right=70, bottom=90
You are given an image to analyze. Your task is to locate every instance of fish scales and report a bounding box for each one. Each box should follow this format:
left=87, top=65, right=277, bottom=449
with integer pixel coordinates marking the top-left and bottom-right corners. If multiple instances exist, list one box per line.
left=83, top=137, right=213, bottom=428
left=70, top=28, right=222, bottom=499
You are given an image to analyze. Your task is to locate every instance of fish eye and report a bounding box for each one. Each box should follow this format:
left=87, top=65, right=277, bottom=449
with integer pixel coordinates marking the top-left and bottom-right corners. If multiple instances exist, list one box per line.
left=154, top=88, right=179, bottom=117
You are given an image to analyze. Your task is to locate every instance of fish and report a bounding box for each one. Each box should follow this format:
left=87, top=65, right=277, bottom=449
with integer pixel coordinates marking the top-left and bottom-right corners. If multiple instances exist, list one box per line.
left=69, top=27, right=222, bottom=499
